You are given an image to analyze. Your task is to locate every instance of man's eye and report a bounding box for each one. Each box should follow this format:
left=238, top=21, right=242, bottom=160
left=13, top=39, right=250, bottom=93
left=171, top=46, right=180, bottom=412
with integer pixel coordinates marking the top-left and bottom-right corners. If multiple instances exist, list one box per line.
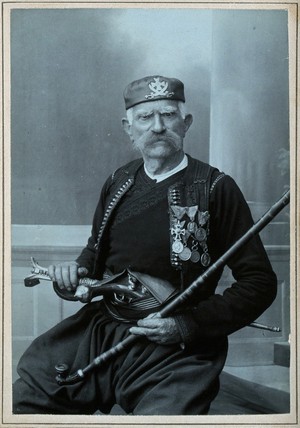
left=139, top=114, right=151, bottom=120
left=163, top=112, right=175, bottom=117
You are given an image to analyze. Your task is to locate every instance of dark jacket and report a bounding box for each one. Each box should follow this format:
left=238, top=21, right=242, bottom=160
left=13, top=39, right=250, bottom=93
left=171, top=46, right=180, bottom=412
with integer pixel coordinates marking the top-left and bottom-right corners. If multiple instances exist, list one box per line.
left=76, top=155, right=277, bottom=343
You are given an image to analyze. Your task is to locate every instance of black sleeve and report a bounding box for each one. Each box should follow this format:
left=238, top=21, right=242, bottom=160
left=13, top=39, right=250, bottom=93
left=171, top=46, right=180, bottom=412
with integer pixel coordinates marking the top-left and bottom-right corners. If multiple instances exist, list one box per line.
left=75, top=176, right=113, bottom=275
left=175, top=175, right=277, bottom=342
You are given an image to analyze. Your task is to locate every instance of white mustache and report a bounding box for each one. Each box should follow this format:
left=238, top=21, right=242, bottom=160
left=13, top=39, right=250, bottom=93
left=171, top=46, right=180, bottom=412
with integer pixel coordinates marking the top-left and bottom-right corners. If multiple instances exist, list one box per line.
left=134, top=130, right=182, bottom=149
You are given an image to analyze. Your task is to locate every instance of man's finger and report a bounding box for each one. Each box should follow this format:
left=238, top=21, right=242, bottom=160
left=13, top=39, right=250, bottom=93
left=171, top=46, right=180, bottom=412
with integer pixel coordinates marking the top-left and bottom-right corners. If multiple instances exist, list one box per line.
left=48, top=265, right=55, bottom=282
left=69, top=264, right=79, bottom=287
left=129, top=327, right=168, bottom=344
left=129, top=326, right=150, bottom=336
left=53, top=265, right=64, bottom=288
left=61, top=265, right=72, bottom=290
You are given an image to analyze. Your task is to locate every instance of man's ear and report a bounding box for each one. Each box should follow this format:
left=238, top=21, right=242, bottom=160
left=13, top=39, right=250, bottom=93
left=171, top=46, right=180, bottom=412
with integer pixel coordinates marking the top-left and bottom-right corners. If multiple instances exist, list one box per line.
left=184, top=114, right=193, bottom=133
left=122, top=118, right=132, bottom=139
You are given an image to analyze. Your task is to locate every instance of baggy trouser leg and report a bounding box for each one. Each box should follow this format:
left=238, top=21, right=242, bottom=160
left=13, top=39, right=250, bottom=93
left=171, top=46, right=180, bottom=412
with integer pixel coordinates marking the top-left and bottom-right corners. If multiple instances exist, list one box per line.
left=113, top=337, right=228, bottom=415
left=12, top=302, right=123, bottom=414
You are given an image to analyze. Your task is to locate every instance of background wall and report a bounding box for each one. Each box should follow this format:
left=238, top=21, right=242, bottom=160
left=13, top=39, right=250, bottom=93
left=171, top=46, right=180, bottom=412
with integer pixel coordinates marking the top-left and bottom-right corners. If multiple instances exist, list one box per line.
left=11, top=8, right=213, bottom=225
left=209, top=10, right=289, bottom=206
left=11, top=8, right=289, bottom=225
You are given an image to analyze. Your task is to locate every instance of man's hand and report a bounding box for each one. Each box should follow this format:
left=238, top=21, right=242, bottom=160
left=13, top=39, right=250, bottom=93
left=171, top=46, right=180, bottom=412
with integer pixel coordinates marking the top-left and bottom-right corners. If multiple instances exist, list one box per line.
left=129, top=312, right=182, bottom=345
left=48, top=262, right=88, bottom=292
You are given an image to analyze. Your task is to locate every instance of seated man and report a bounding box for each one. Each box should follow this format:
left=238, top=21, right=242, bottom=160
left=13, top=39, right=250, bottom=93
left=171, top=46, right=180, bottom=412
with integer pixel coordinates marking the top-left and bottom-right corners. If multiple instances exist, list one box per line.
left=13, top=75, right=277, bottom=415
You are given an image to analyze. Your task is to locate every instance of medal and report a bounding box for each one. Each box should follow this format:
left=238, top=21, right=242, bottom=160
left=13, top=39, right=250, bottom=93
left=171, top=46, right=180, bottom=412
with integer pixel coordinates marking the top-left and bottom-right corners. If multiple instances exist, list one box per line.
left=190, top=240, right=200, bottom=263
left=171, top=220, right=186, bottom=238
left=191, top=250, right=200, bottom=263
left=201, top=252, right=211, bottom=267
left=171, top=219, right=186, bottom=255
left=187, top=221, right=197, bottom=233
left=187, top=205, right=198, bottom=234
left=195, top=227, right=207, bottom=242
left=179, top=247, right=192, bottom=261
left=198, top=211, right=210, bottom=226
left=172, top=241, right=184, bottom=254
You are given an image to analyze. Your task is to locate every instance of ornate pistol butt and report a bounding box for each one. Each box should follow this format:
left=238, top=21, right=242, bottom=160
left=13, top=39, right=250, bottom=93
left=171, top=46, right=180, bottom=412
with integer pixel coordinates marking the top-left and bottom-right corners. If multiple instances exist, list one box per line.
left=24, top=257, right=145, bottom=302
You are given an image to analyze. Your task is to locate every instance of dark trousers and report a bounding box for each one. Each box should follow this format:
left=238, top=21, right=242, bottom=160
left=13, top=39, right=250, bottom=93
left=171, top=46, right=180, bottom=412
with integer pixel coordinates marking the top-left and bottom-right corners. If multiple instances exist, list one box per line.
left=13, top=301, right=228, bottom=415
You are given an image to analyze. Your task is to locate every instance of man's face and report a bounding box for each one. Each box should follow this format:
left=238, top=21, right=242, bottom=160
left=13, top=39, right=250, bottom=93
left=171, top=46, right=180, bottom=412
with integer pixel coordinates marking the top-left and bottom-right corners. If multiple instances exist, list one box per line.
left=123, top=100, right=193, bottom=160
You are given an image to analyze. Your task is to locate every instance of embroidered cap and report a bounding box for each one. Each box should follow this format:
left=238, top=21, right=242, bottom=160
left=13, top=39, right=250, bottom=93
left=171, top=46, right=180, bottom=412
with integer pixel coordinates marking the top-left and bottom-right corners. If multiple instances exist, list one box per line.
left=124, top=75, right=185, bottom=110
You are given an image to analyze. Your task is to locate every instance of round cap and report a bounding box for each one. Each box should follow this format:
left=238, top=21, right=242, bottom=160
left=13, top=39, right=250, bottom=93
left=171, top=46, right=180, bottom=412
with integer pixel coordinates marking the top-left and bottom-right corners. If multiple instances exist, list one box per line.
left=124, top=75, right=185, bottom=110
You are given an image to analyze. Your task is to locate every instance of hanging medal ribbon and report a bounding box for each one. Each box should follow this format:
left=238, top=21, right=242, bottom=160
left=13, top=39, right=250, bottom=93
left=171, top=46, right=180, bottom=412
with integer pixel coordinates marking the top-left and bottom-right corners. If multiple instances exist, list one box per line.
left=190, top=240, right=201, bottom=263
left=171, top=205, right=187, bottom=220
left=171, top=220, right=186, bottom=254
left=200, top=242, right=211, bottom=267
left=187, top=205, right=198, bottom=234
left=198, top=211, right=210, bottom=226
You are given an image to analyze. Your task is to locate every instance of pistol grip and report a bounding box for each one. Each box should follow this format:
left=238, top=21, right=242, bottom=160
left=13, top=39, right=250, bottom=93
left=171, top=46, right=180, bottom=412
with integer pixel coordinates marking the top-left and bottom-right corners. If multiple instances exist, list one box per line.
left=24, top=277, right=40, bottom=287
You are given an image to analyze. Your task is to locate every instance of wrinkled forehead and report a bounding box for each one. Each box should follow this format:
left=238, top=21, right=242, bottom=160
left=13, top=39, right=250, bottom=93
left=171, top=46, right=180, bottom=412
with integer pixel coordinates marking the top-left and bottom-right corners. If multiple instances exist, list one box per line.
left=131, top=99, right=180, bottom=116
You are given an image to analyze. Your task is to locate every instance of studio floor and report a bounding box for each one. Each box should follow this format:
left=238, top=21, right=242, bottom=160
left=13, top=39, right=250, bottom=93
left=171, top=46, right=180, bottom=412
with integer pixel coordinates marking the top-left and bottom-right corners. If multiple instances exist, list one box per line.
left=210, top=365, right=290, bottom=414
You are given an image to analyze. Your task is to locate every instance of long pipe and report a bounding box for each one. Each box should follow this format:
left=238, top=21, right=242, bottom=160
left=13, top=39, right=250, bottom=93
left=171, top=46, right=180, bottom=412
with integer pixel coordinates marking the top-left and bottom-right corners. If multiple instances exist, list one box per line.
left=55, top=189, right=290, bottom=385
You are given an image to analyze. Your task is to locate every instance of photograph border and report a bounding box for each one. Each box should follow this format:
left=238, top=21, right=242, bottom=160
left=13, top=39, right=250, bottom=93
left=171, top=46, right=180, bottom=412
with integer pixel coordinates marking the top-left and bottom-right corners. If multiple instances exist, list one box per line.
left=1, top=1, right=299, bottom=427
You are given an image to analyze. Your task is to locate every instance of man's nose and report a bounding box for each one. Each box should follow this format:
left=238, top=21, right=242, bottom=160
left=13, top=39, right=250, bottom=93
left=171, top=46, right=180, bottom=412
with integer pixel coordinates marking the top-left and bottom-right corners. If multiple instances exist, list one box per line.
left=151, top=114, right=165, bottom=133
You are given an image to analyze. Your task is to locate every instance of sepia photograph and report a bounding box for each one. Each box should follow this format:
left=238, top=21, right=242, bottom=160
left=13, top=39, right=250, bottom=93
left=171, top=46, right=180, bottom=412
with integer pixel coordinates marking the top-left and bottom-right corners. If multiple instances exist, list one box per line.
left=1, top=1, right=298, bottom=426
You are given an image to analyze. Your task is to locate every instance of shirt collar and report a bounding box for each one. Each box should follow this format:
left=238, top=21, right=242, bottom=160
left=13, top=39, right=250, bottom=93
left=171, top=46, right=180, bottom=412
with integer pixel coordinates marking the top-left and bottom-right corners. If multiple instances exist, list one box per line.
left=144, top=154, right=188, bottom=183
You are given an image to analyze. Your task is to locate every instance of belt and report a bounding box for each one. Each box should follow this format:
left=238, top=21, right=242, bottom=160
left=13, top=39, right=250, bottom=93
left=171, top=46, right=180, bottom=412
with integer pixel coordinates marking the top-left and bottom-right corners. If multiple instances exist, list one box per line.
left=103, top=269, right=178, bottom=322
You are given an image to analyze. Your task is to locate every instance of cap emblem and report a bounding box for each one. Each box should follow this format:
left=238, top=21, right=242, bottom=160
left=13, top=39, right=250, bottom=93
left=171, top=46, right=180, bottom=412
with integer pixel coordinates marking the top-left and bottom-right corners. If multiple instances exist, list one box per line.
left=145, top=77, right=174, bottom=100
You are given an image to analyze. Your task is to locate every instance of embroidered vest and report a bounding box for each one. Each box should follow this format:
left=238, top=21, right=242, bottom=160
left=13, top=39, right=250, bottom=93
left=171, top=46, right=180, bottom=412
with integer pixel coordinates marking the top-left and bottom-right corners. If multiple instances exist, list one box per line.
left=93, top=156, right=223, bottom=279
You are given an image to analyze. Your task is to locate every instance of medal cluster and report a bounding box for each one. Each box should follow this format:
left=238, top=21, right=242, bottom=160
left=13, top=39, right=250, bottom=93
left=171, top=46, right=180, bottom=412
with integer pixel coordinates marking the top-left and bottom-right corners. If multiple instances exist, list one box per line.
left=170, top=204, right=211, bottom=267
